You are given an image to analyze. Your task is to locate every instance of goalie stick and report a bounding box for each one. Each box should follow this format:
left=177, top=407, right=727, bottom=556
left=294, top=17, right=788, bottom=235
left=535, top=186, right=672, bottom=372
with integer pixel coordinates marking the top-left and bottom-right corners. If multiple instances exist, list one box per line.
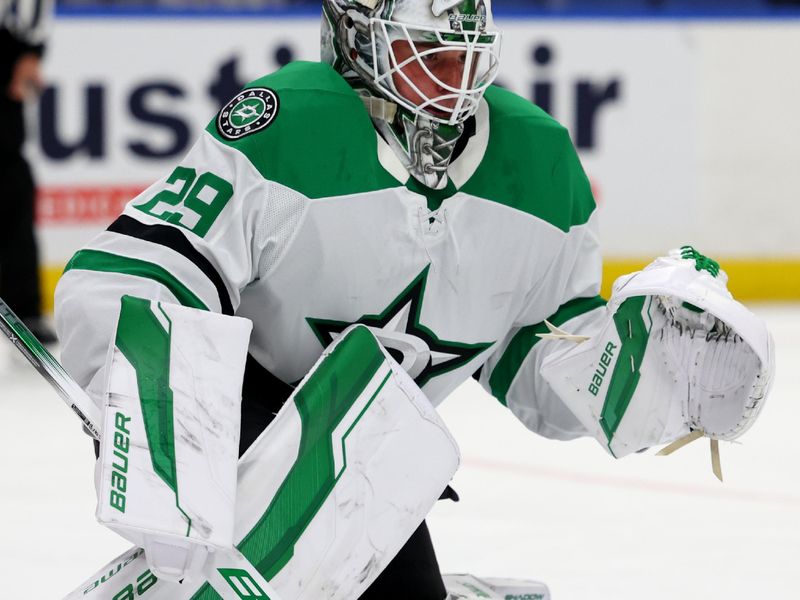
left=0, top=296, right=101, bottom=439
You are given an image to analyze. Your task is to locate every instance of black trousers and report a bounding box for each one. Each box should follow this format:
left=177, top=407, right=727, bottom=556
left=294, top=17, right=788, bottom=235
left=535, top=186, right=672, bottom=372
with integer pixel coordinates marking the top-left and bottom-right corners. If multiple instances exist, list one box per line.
left=0, top=94, right=42, bottom=319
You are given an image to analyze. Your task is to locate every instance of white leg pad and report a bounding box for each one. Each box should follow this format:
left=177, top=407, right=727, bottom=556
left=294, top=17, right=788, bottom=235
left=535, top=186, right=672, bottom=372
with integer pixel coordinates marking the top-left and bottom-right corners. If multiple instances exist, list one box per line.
left=95, top=296, right=252, bottom=581
left=68, top=324, right=460, bottom=600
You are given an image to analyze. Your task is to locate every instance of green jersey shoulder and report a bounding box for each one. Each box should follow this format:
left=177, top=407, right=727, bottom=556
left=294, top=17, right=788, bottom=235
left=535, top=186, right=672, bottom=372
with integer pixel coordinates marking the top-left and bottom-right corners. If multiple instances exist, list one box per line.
left=206, top=61, right=398, bottom=199
left=465, top=85, right=596, bottom=232
left=207, top=61, right=594, bottom=232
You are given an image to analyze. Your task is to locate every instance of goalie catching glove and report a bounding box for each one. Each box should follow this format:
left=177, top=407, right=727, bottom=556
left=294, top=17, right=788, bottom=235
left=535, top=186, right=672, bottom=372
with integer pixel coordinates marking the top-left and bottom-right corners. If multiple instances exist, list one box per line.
left=540, top=247, right=774, bottom=476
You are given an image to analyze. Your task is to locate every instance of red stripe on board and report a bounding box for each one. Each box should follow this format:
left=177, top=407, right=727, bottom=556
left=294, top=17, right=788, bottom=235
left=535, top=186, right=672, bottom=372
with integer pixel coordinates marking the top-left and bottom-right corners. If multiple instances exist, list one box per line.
left=464, top=456, right=800, bottom=508
left=36, top=185, right=147, bottom=225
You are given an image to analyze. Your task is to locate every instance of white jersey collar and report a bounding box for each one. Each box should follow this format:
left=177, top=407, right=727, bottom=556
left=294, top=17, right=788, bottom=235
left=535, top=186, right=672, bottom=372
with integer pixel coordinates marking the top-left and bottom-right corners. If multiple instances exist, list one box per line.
left=448, top=99, right=490, bottom=189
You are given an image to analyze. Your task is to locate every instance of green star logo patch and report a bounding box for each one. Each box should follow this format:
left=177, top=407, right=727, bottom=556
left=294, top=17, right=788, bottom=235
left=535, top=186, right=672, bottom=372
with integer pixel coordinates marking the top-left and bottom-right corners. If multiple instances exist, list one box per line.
left=217, top=87, right=280, bottom=140
left=306, top=266, right=494, bottom=387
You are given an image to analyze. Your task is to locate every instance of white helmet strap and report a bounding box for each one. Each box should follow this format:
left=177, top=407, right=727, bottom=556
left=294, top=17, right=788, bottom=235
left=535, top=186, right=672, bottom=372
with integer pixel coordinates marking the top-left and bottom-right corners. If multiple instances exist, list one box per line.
left=361, top=94, right=399, bottom=122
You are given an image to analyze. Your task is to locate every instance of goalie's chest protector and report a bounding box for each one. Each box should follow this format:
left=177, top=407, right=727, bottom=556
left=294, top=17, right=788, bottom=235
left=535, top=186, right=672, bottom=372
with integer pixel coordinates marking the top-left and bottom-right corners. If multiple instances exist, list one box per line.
left=205, top=62, right=595, bottom=404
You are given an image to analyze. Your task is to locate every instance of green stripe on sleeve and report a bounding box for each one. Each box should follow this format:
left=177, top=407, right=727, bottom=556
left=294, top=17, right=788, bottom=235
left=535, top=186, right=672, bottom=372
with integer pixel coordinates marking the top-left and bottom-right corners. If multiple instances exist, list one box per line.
left=489, top=295, right=607, bottom=406
left=64, top=249, right=208, bottom=310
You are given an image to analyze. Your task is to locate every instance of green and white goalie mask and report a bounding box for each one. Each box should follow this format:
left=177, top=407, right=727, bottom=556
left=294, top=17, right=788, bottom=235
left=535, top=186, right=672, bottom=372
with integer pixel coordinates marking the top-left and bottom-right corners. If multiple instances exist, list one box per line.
left=322, top=0, right=502, bottom=189
left=371, top=11, right=501, bottom=125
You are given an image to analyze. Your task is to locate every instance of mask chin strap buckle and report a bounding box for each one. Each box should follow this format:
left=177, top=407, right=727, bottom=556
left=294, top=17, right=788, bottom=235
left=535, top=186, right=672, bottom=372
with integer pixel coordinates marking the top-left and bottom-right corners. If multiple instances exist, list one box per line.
left=410, top=121, right=449, bottom=189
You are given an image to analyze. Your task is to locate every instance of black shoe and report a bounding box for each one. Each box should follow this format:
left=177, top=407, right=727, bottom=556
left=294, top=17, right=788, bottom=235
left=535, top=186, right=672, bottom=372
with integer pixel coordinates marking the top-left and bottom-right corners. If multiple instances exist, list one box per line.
left=22, top=317, right=58, bottom=345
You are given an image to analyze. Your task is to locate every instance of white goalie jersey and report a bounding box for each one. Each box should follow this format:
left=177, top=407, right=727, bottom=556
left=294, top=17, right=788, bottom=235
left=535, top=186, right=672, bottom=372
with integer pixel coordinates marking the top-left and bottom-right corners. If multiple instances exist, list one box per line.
left=55, top=61, right=603, bottom=442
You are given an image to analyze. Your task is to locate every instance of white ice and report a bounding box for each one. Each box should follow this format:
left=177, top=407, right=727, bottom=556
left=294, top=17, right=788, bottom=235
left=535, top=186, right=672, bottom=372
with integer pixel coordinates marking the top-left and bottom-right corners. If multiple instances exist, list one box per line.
left=1, top=305, right=797, bottom=599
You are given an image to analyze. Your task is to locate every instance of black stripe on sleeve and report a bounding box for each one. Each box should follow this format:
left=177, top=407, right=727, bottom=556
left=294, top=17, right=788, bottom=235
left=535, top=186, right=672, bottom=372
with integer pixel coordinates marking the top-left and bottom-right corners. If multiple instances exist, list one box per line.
left=107, top=215, right=235, bottom=315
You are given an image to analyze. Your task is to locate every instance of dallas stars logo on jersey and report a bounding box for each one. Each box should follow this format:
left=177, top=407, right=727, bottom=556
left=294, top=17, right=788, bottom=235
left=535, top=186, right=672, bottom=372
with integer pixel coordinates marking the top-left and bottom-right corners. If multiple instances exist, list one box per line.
left=307, top=266, right=494, bottom=387
left=217, top=87, right=280, bottom=140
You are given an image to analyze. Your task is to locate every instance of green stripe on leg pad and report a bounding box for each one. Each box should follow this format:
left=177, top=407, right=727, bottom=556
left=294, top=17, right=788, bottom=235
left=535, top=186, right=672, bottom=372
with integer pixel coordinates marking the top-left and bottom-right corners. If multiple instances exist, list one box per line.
left=115, top=296, right=191, bottom=534
left=191, top=326, right=387, bottom=599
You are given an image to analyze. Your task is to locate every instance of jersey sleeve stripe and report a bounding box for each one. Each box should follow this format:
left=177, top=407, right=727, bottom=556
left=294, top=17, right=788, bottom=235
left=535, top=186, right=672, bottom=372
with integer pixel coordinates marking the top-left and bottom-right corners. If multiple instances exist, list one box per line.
left=107, top=215, right=234, bottom=315
left=488, top=295, right=607, bottom=406
left=64, top=249, right=208, bottom=311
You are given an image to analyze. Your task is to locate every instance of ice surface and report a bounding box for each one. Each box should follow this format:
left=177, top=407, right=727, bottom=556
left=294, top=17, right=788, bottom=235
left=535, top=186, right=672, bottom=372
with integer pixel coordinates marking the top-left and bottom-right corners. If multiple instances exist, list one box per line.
left=1, top=305, right=797, bottom=599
